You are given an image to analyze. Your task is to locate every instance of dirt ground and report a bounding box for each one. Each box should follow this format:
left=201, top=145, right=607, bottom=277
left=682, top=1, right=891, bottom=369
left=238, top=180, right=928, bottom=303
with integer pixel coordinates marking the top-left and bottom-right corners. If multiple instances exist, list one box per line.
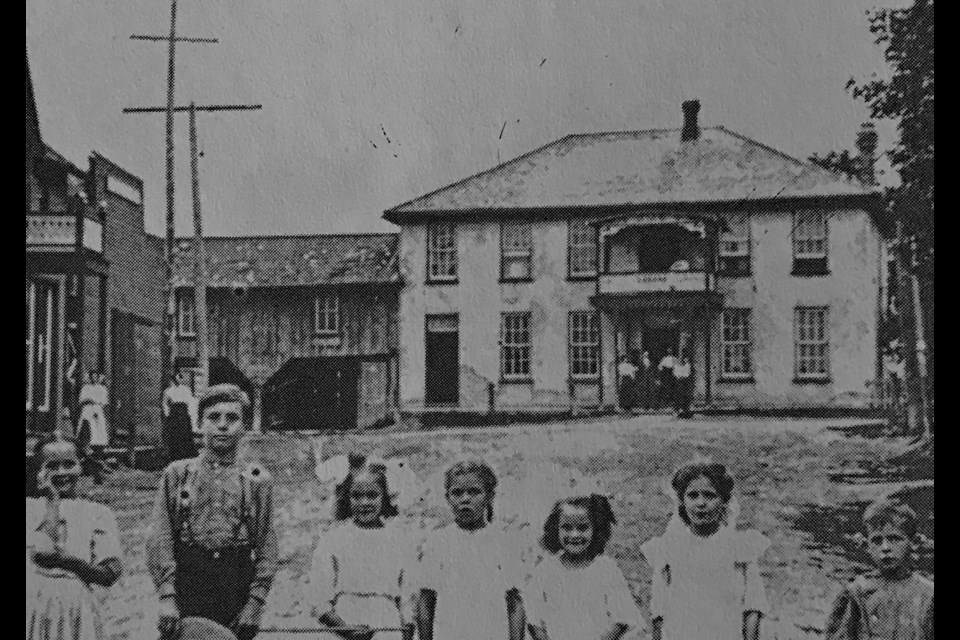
left=86, top=415, right=933, bottom=640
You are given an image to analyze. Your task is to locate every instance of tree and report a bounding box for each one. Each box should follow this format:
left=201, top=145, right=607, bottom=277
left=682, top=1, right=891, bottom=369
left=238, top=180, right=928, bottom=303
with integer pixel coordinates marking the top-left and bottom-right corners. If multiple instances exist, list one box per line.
left=847, top=0, right=934, bottom=265
left=849, top=1, right=934, bottom=440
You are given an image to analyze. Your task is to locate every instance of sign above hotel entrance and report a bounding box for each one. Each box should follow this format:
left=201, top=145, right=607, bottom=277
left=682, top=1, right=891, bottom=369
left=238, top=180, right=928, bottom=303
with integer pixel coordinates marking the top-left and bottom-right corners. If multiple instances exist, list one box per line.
left=599, top=271, right=713, bottom=295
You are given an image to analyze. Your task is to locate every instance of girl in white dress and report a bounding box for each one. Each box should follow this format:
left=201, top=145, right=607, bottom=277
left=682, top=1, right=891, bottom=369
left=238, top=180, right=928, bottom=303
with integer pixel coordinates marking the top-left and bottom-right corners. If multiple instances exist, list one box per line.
left=526, top=493, right=645, bottom=640
left=415, top=457, right=526, bottom=640
left=26, top=435, right=123, bottom=640
left=640, top=460, right=770, bottom=640
left=306, top=453, right=415, bottom=640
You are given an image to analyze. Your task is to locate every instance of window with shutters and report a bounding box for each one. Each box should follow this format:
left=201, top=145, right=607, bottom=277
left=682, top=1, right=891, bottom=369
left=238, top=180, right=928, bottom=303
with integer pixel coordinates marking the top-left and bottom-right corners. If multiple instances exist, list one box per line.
left=500, top=313, right=532, bottom=380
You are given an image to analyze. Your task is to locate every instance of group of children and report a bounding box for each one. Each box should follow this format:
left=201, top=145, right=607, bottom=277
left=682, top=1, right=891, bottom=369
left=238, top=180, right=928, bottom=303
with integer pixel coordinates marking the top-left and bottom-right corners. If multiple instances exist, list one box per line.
left=26, top=435, right=933, bottom=640
left=304, top=454, right=933, bottom=640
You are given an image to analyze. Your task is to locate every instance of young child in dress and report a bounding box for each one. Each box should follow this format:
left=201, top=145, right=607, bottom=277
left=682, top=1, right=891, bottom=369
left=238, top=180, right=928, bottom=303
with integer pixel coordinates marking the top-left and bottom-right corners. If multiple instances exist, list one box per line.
left=825, top=497, right=933, bottom=639
left=640, top=460, right=770, bottom=640
left=526, top=493, right=645, bottom=640
left=26, top=434, right=123, bottom=640
left=307, top=453, right=414, bottom=640
left=415, top=457, right=526, bottom=640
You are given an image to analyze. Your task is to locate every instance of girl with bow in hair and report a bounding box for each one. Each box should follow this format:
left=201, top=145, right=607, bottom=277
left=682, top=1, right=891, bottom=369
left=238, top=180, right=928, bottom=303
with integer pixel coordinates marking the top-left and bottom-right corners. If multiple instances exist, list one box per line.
left=525, top=477, right=644, bottom=640
left=640, top=459, right=770, bottom=640
left=307, top=453, right=417, bottom=640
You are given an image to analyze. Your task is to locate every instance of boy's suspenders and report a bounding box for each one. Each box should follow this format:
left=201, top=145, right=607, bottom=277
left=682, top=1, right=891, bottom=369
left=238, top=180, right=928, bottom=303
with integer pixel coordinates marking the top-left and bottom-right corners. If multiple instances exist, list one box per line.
left=169, top=461, right=255, bottom=549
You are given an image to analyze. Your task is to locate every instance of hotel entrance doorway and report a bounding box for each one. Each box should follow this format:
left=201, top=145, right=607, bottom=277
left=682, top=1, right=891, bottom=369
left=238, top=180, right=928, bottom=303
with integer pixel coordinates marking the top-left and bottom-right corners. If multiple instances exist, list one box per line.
left=643, top=326, right=679, bottom=409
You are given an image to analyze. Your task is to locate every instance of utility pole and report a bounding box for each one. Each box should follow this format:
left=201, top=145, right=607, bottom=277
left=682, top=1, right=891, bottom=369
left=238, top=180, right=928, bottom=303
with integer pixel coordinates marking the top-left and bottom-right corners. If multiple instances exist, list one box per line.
left=128, top=0, right=218, bottom=391
left=123, top=104, right=262, bottom=398
left=189, top=103, right=209, bottom=394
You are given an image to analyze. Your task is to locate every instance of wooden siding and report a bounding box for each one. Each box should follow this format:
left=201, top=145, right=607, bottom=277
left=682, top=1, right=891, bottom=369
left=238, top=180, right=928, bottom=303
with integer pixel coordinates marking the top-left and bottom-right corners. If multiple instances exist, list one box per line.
left=176, top=286, right=398, bottom=384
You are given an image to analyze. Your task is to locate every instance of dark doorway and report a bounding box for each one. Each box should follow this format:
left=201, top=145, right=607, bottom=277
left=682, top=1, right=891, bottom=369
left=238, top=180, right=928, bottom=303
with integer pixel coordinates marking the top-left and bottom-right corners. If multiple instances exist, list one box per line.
left=643, top=326, right=679, bottom=409
left=263, top=358, right=360, bottom=431
left=111, top=312, right=136, bottom=439
left=425, top=315, right=459, bottom=405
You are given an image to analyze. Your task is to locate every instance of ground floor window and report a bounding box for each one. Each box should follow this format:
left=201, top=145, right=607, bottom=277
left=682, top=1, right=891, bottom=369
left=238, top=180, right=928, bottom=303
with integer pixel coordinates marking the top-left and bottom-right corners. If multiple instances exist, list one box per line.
left=501, top=312, right=532, bottom=380
left=794, top=306, right=830, bottom=380
left=569, top=311, right=600, bottom=379
left=721, top=308, right=753, bottom=378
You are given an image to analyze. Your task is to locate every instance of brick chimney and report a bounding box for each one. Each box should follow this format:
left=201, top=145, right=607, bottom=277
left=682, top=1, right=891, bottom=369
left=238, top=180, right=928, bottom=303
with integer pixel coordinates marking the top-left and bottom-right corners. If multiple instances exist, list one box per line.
left=855, top=122, right=879, bottom=186
left=681, top=100, right=701, bottom=142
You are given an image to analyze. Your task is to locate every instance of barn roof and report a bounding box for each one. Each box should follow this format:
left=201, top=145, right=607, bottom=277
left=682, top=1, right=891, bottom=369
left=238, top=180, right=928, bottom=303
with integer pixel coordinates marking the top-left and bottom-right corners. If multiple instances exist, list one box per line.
left=384, top=126, right=878, bottom=221
left=172, top=233, right=400, bottom=288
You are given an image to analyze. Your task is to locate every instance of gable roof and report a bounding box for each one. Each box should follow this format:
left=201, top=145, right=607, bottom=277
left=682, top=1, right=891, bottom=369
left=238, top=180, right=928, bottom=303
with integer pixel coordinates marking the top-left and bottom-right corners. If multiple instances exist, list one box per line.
left=26, top=50, right=41, bottom=149
left=172, top=233, right=401, bottom=288
left=384, top=126, right=878, bottom=221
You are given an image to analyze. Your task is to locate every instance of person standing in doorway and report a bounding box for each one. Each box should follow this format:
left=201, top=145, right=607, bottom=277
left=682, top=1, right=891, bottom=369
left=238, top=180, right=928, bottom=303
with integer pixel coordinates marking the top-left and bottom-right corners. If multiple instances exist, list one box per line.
left=673, top=352, right=693, bottom=418
left=163, top=371, right=198, bottom=463
left=637, top=350, right=655, bottom=411
left=148, top=384, right=279, bottom=640
left=617, top=353, right=638, bottom=412
left=658, top=348, right=678, bottom=411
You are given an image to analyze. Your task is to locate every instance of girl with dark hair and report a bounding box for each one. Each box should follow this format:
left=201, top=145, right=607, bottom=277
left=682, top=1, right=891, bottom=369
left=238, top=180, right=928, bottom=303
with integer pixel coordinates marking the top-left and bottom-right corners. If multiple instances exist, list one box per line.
left=307, top=453, right=414, bottom=640
left=27, top=434, right=123, bottom=640
left=526, top=493, right=644, bottom=640
left=415, top=457, right=526, bottom=640
left=641, top=459, right=770, bottom=640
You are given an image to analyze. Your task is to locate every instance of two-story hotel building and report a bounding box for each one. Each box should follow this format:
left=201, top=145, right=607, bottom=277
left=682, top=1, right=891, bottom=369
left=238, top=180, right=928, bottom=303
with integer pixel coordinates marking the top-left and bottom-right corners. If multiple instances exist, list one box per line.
left=384, top=102, right=887, bottom=414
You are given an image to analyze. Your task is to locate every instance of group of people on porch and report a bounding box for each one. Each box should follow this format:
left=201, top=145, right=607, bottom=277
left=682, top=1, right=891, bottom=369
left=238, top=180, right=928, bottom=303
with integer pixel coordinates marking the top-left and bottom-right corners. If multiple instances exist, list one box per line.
left=617, top=348, right=693, bottom=417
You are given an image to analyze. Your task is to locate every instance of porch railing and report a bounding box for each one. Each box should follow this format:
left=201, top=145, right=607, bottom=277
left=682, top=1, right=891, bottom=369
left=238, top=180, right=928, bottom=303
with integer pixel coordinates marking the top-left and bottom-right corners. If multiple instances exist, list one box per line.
left=26, top=213, right=103, bottom=254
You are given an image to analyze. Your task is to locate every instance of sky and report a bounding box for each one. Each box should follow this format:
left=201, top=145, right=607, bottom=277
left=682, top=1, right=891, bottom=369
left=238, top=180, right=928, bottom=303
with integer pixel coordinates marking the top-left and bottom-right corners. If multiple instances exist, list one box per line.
left=26, top=0, right=909, bottom=238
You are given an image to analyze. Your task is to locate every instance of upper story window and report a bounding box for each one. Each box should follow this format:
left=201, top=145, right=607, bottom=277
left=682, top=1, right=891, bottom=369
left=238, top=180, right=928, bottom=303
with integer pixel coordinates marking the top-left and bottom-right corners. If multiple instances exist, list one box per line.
left=500, top=312, right=532, bottom=380
left=792, top=210, right=829, bottom=275
left=721, top=308, right=753, bottom=379
left=568, top=219, right=598, bottom=278
left=794, top=306, right=830, bottom=381
left=501, top=222, right=533, bottom=281
left=718, top=214, right=751, bottom=277
left=314, top=293, right=340, bottom=335
left=176, top=291, right=197, bottom=337
left=427, top=223, right=458, bottom=282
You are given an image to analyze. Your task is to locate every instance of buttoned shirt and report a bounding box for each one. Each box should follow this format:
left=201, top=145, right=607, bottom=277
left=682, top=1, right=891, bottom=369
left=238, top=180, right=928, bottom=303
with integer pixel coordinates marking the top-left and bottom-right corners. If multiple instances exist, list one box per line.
left=146, top=451, right=279, bottom=603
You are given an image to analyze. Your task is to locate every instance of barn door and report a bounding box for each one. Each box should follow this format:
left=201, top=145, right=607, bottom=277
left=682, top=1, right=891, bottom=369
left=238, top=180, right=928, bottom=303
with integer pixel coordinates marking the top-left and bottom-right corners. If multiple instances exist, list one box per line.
left=425, top=315, right=459, bottom=405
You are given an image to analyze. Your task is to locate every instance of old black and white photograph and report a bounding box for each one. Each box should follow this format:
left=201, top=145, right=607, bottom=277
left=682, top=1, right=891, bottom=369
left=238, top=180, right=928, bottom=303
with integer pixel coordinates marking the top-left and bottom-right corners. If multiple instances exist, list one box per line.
left=26, top=1, right=933, bottom=638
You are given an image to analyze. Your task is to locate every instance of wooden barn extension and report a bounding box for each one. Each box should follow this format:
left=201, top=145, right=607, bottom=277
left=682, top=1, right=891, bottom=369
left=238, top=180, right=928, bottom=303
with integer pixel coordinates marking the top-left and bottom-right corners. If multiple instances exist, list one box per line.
left=173, top=234, right=401, bottom=431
